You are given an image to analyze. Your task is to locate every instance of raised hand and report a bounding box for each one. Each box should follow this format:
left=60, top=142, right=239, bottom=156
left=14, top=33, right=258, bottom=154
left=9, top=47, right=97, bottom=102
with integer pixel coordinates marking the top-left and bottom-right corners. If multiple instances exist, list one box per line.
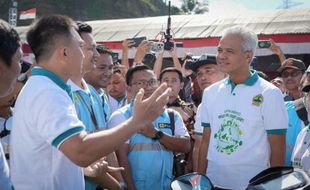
left=132, top=83, right=171, bottom=130
left=122, top=39, right=135, bottom=50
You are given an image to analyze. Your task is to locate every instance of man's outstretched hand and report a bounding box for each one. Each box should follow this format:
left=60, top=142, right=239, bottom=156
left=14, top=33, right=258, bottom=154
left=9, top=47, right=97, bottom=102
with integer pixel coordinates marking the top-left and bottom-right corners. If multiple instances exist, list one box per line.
left=132, top=83, right=171, bottom=130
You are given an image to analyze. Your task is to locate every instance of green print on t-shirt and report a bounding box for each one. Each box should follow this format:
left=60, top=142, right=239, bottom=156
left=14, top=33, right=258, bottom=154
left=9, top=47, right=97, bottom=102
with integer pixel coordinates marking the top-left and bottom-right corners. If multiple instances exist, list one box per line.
left=215, top=110, right=244, bottom=155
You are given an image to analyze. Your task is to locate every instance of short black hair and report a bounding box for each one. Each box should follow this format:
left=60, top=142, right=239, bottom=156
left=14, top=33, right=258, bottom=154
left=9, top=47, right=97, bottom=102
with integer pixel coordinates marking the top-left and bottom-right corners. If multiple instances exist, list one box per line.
left=76, top=21, right=92, bottom=35
left=126, top=64, right=152, bottom=86
left=0, top=19, right=20, bottom=67
left=96, top=45, right=113, bottom=55
left=27, top=15, right=76, bottom=62
left=159, top=67, right=183, bottom=82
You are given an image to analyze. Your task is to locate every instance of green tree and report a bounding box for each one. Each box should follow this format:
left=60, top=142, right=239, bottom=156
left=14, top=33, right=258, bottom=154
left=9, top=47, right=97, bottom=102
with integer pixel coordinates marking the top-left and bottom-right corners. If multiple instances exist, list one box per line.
left=181, top=0, right=208, bottom=14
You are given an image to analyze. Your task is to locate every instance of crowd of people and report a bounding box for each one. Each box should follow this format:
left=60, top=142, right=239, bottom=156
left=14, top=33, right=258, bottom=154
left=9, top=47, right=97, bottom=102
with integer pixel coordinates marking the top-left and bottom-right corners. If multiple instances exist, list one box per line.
left=0, top=14, right=309, bottom=190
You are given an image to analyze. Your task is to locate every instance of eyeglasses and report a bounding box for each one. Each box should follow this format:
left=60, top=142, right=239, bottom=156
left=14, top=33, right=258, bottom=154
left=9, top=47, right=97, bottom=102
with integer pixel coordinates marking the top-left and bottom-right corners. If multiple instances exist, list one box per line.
left=281, top=70, right=303, bottom=78
left=131, top=78, right=158, bottom=87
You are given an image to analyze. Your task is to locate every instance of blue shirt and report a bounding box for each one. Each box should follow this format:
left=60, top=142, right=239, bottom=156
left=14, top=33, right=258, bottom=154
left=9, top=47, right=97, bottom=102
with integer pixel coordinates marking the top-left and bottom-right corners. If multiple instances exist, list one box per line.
left=285, top=101, right=303, bottom=166
left=109, top=102, right=188, bottom=190
left=0, top=143, right=12, bottom=190
left=68, top=80, right=110, bottom=190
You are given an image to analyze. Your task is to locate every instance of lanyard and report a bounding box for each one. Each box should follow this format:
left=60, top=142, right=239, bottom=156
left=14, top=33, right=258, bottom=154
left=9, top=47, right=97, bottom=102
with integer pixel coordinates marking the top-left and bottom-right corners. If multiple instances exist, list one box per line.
left=32, top=67, right=73, bottom=99
left=75, top=91, right=99, bottom=131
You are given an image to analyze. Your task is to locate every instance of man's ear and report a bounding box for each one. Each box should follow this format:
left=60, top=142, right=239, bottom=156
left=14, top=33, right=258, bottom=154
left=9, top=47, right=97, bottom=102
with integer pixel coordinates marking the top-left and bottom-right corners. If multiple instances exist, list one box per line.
left=245, top=51, right=254, bottom=64
left=56, top=47, right=67, bottom=62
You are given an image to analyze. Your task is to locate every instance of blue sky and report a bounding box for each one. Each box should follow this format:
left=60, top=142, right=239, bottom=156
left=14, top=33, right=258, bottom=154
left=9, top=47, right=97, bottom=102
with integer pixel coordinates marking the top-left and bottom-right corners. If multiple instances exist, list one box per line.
left=170, top=0, right=310, bottom=11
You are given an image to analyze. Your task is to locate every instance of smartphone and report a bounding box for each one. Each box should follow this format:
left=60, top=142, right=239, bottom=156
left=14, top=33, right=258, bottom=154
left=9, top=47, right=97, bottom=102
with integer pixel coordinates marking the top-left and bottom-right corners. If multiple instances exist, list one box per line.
left=128, top=36, right=147, bottom=48
left=111, top=52, right=119, bottom=63
left=258, top=40, right=271, bottom=48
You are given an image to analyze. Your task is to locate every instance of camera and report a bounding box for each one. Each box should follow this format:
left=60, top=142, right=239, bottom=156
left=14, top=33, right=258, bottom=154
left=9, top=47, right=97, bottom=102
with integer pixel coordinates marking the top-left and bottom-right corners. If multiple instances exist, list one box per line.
left=164, top=41, right=183, bottom=51
left=258, top=40, right=271, bottom=48
left=151, top=42, right=164, bottom=53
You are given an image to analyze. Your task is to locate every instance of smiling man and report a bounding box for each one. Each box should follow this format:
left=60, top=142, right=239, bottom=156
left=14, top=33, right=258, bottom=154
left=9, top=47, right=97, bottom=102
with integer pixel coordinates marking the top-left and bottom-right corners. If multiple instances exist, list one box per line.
left=197, top=26, right=288, bottom=189
left=10, top=15, right=171, bottom=190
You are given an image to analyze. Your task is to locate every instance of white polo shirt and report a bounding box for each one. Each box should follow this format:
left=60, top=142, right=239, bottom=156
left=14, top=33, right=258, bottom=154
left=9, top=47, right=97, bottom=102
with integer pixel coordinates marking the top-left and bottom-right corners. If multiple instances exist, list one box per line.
left=10, top=68, right=85, bottom=190
left=200, top=70, right=288, bottom=190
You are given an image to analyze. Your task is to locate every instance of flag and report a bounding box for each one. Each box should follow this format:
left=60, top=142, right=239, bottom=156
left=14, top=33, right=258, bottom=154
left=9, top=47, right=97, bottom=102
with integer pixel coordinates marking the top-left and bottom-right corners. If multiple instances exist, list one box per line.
left=19, top=8, right=36, bottom=20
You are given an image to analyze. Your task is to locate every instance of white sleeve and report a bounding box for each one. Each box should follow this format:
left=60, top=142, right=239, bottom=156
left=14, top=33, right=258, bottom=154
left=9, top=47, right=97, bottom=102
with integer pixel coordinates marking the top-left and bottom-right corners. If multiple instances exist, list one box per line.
left=32, top=89, right=85, bottom=149
left=174, top=111, right=190, bottom=137
left=107, top=110, right=130, bottom=143
left=107, top=110, right=127, bottom=129
left=262, top=88, right=288, bottom=133
left=194, top=104, right=203, bottom=135
left=291, top=127, right=310, bottom=164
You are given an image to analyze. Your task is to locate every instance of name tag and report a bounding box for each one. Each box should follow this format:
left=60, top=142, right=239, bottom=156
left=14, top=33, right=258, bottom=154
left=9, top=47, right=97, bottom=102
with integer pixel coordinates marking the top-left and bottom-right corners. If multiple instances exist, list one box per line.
left=158, top=123, right=171, bottom=129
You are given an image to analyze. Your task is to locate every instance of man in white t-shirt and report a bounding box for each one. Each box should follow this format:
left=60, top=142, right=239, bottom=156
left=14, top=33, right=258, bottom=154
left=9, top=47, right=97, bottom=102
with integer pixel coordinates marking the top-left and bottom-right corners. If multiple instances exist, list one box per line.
left=10, top=15, right=171, bottom=190
left=197, top=26, right=288, bottom=189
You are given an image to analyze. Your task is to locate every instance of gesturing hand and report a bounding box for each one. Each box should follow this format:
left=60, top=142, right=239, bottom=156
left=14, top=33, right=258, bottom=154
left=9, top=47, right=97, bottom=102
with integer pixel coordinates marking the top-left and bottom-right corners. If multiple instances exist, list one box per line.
left=84, top=159, right=124, bottom=178
left=132, top=83, right=171, bottom=130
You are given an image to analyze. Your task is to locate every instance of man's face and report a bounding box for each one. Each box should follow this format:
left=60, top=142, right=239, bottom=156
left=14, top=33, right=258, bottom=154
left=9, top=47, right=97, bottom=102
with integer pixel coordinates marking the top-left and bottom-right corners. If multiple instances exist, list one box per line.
left=281, top=68, right=303, bottom=91
left=129, top=70, right=158, bottom=99
left=107, top=73, right=127, bottom=99
left=80, top=32, right=99, bottom=74
left=84, top=53, right=113, bottom=89
left=0, top=47, right=22, bottom=97
left=65, top=29, right=85, bottom=77
left=216, top=34, right=252, bottom=76
left=196, top=64, right=226, bottom=90
left=160, top=71, right=183, bottom=100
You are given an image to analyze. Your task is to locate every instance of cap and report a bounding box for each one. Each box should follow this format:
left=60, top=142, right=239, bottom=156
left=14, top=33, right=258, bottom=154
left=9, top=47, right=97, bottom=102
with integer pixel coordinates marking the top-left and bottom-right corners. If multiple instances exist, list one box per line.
left=190, top=54, right=217, bottom=73
left=306, top=65, right=310, bottom=73
left=278, top=58, right=306, bottom=73
left=302, top=82, right=310, bottom=93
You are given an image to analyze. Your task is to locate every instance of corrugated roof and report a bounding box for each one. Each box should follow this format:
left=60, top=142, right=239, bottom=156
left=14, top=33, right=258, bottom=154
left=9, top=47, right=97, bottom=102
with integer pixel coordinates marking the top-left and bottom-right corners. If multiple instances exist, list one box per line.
left=86, top=8, right=310, bottom=42
left=15, top=8, right=310, bottom=42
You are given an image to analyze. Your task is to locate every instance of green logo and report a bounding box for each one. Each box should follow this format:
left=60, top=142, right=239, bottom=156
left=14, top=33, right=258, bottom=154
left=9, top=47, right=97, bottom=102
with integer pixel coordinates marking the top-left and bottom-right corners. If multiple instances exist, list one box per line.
left=215, top=110, right=244, bottom=155
left=252, top=94, right=264, bottom=106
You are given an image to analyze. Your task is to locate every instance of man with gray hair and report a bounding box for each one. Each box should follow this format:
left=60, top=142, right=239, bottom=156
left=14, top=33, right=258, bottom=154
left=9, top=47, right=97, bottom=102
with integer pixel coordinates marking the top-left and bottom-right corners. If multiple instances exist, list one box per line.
left=197, top=26, right=288, bottom=189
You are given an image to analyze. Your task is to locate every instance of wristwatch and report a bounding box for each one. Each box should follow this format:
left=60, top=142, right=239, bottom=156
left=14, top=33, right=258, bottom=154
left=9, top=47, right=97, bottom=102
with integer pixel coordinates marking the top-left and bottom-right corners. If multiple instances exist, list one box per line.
left=152, top=131, right=164, bottom=140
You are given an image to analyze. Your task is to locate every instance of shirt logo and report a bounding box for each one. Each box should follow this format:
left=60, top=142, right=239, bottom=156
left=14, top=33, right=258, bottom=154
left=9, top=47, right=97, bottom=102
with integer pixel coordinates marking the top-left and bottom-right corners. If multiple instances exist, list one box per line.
left=252, top=94, right=264, bottom=106
left=158, top=123, right=171, bottom=129
left=215, top=110, right=244, bottom=155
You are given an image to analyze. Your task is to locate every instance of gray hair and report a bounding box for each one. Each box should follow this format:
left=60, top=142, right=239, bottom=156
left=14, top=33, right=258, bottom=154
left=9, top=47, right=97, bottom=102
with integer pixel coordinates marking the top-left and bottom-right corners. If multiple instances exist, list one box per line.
left=222, top=26, right=258, bottom=55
